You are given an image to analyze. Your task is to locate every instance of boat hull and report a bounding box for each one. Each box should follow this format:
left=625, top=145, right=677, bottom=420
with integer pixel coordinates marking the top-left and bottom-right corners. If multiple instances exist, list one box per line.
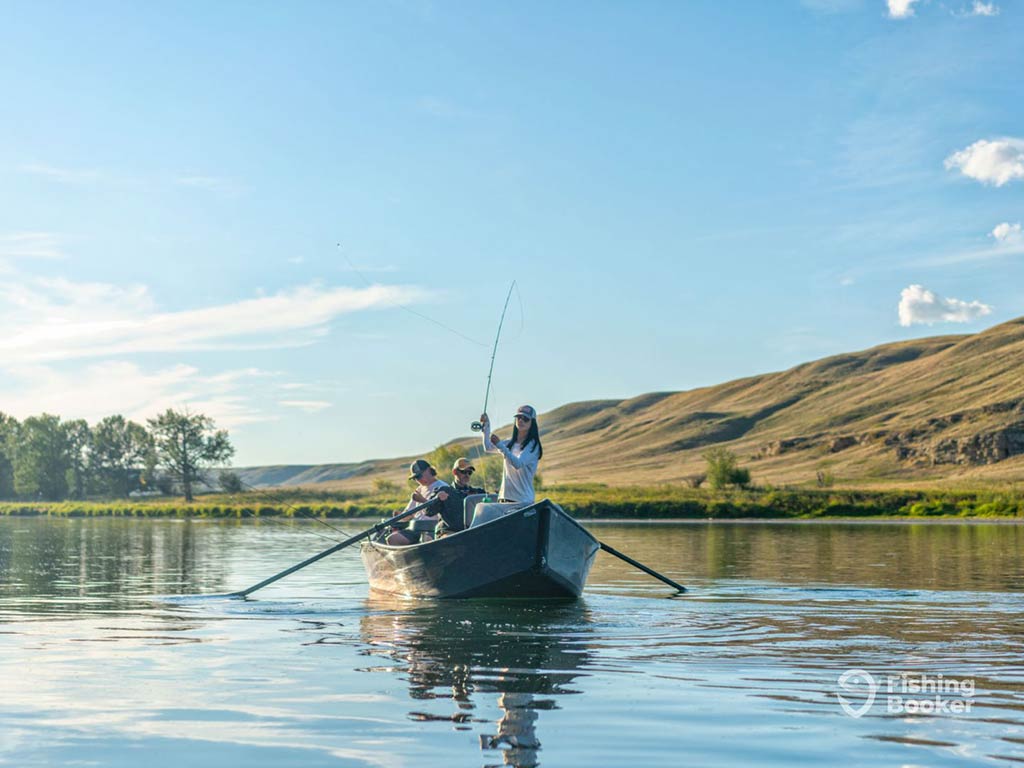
left=360, top=499, right=599, bottom=599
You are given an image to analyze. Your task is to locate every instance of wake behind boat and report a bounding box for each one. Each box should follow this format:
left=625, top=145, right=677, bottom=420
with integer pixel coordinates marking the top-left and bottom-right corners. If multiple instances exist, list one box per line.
left=360, top=499, right=600, bottom=599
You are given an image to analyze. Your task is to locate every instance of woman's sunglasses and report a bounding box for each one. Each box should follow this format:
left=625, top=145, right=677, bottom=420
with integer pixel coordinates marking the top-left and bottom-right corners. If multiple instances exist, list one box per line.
left=514, top=415, right=532, bottom=422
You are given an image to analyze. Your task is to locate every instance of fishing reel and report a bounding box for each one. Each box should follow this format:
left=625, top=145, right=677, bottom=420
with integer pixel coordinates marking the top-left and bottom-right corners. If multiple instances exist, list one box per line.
left=470, top=421, right=484, bottom=432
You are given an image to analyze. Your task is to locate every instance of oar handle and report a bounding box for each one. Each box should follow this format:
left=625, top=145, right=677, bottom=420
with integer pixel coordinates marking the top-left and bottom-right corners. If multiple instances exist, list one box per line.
left=230, top=498, right=438, bottom=598
left=599, top=541, right=687, bottom=593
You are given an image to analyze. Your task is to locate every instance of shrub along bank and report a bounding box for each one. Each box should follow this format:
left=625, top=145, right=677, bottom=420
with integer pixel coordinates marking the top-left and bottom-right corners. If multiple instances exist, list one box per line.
left=2, top=485, right=1023, bottom=519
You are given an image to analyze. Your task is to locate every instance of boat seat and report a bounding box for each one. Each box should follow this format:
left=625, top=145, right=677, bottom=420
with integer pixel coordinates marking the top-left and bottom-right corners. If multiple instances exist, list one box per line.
left=470, top=501, right=527, bottom=527
left=462, top=494, right=488, bottom=529
left=407, top=517, right=439, bottom=533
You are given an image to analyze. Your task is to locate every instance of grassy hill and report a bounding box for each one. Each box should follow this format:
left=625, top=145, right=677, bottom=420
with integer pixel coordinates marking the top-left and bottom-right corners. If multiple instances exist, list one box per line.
left=238, top=317, right=1024, bottom=491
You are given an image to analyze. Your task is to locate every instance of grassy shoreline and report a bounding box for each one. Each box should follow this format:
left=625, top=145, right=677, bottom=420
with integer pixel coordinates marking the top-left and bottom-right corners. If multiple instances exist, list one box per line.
left=2, top=484, right=1023, bottom=520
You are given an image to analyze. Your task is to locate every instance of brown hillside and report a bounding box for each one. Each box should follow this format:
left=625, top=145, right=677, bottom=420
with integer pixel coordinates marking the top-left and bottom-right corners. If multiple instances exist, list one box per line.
left=240, top=318, right=1024, bottom=490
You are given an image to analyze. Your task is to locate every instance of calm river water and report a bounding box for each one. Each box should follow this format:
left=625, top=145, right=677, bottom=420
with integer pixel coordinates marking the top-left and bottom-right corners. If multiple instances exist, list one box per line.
left=1, top=517, right=1022, bottom=767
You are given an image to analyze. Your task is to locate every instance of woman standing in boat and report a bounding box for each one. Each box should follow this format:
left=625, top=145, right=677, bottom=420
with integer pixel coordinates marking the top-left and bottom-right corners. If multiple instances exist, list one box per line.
left=479, top=405, right=543, bottom=504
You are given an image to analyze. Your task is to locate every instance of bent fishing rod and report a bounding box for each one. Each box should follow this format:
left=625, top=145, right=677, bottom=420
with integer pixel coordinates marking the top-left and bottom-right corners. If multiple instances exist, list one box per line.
left=470, top=281, right=517, bottom=432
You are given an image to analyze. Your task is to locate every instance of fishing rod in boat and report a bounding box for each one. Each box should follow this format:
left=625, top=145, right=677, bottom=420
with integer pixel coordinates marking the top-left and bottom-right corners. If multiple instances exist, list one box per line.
left=470, top=281, right=518, bottom=432
left=229, top=498, right=438, bottom=598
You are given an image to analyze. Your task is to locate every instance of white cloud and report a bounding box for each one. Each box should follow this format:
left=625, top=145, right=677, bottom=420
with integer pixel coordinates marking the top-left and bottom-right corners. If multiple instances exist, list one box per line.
left=969, top=1, right=999, bottom=15
left=945, top=138, right=1024, bottom=186
left=0, top=361, right=271, bottom=429
left=887, top=0, right=920, bottom=18
left=0, top=232, right=66, bottom=260
left=991, top=221, right=1022, bottom=245
left=19, top=163, right=108, bottom=184
left=0, top=279, right=425, bottom=363
left=898, top=284, right=993, bottom=326
left=279, top=400, right=332, bottom=413
left=339, top=263, right=398, bottom=273
left=0, top=232, right=67, bottom=273
left=21, top=163, right=240, bottom=194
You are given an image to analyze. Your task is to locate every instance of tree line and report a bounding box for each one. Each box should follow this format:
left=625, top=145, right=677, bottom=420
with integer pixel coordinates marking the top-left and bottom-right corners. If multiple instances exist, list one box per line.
left=0, top=409, right=234, bottom=502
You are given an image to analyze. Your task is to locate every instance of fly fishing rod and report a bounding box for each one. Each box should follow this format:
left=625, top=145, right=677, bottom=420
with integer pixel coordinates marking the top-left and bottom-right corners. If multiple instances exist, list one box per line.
left=470, top=281, right=517, bottom=432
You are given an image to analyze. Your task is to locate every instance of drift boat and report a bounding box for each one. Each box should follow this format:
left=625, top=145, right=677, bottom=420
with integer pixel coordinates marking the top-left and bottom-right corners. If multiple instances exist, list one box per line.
left=360, top=498, right=599, bottom=599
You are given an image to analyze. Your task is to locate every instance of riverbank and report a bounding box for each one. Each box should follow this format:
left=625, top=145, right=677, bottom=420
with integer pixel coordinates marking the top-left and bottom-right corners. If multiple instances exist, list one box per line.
left=2, top=484, right=1022, bottom=519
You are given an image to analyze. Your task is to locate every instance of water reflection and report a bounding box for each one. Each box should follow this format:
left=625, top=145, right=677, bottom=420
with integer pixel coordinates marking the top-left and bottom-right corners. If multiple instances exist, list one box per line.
left=1, top=518, right=1023, bottom=767
left=0, top=518, right=231, bottom=611
left=359, top=599, right=593, bottom=767
left=588, top=520, right=1024, bottom=593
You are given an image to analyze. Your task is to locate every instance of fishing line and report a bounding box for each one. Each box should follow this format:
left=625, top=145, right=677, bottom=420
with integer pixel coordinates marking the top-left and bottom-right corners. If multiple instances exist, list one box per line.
left=197, top=473, right=353, bottom=543
left=336, top=243, right=487, bottom=347
left=470, top=280, right=517, bottom=433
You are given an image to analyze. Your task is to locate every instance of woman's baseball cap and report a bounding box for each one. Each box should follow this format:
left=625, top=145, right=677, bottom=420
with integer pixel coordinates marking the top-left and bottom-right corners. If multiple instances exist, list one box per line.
left=515, top=405, right=537, bottom=420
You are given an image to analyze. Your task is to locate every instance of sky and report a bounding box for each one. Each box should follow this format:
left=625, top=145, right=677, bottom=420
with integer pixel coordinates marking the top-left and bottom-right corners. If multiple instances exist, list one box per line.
left=1, top=0, right=1022, bottom=466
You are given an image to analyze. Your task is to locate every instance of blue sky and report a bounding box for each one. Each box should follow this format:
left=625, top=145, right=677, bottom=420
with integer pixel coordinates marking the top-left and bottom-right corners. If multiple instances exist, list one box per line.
left=1, top=0, right=1022, bottom=465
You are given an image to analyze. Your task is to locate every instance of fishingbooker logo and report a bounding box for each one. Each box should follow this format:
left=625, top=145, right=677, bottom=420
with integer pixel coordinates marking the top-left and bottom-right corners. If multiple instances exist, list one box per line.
left=837, top=669, right=877, bottom=718
left=836, top=669, right=975, bottom=718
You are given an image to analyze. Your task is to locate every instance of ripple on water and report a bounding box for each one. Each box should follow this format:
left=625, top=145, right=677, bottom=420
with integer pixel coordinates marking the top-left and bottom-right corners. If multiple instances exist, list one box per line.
left=2, top=518, right=1024, bottom=767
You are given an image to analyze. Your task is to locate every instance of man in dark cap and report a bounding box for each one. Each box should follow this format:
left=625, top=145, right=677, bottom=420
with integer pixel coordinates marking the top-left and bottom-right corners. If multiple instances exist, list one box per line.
left=434, top=457, right=487, bottom=537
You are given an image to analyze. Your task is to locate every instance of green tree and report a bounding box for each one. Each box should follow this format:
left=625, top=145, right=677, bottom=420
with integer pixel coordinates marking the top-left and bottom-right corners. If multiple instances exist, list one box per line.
left=372, top=477, right=400, bottom=495
left=218, top=470, right=244, bottom=494
left=702, top=446, right=750, bottom=490
left=0, top=413, right=19, bottom=499
left=424, top=443, right=467, bottom=486
left=64, top=419, right=92, bottom=499
left=14, top=414, right=71, bottom=500
left=91, top=415, right=154, bottom=498
left=148, top=409, right=234, bottom=502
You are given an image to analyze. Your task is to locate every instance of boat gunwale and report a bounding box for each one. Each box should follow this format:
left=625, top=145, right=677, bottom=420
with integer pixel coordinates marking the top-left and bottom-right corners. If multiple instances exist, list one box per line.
left=361, top=498, right=597, bottom=555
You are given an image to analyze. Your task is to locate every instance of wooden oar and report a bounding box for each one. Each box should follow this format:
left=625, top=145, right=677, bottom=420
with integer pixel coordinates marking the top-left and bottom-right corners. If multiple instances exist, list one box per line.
left=229, top=499, right=437, bottom=598
left=598, top=541, right=687, bottom=593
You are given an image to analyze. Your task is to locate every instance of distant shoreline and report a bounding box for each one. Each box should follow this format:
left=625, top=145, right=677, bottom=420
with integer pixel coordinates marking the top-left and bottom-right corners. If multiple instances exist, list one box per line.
left=581, top=517, right=1024, bottom=525
left=2, top=484, right=1022, bottom=521
left=2, top=514, right=1021, bottom=524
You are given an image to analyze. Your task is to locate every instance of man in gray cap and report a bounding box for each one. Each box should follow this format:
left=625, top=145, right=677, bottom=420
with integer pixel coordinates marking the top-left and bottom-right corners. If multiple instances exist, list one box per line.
left=387, top=459, right=463, bottom=545
left=386, top=459, right=447, bottom=545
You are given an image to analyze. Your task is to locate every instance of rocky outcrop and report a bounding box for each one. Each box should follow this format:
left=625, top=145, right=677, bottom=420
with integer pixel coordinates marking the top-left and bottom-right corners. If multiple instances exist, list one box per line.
left=753, top=409, right=1024, bottom=467
left=756, top=433, right=863, bottom=458
left=828, top=436, right=858, bottom=453
left=926, top=427, right=1024, bottom=465
left=887, top=423, right=1024, bottom=466
left=757, top=437, right=814, bottom=458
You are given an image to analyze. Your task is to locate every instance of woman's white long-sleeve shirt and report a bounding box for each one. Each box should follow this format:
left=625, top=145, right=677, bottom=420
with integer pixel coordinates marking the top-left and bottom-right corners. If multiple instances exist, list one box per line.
left=482, top=423, right=540, bottom=504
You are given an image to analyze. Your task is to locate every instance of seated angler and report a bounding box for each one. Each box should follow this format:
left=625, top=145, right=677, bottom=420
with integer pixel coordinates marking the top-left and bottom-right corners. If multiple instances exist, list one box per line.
left=435, top=457, right=486, bottom=537
left=387, top=459, right=454, bottom=546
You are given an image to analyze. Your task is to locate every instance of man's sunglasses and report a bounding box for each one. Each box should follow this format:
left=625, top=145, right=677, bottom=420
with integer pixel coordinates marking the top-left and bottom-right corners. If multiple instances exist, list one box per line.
left=455, top=467, right=475, bottom=475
